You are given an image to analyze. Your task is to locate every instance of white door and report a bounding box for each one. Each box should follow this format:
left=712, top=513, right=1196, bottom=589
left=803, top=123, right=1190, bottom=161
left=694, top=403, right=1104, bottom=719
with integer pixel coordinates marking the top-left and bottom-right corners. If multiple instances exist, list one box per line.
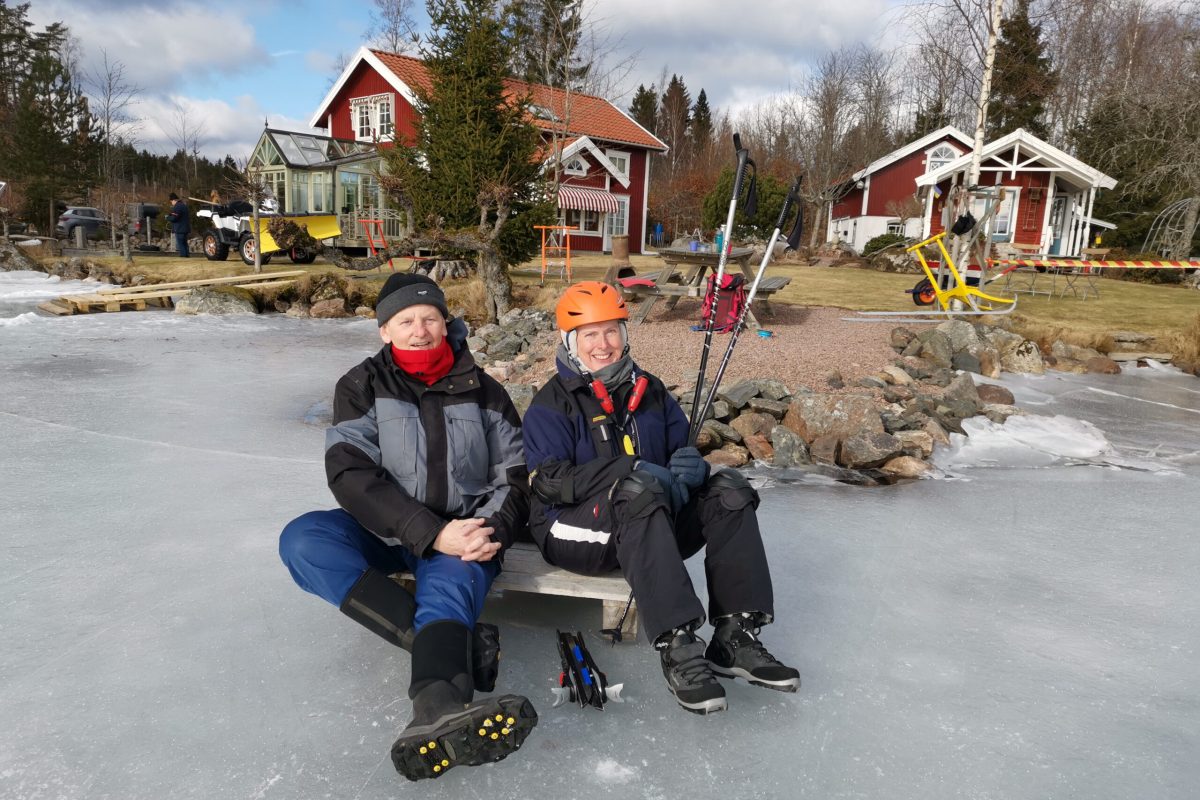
left=604, top=197, right=628, bottom=252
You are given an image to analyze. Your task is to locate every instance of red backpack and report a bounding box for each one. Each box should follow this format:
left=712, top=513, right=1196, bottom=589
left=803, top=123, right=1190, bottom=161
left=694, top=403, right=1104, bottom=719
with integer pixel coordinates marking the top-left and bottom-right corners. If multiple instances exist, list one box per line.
left=701, top=273, right=747, bottom=333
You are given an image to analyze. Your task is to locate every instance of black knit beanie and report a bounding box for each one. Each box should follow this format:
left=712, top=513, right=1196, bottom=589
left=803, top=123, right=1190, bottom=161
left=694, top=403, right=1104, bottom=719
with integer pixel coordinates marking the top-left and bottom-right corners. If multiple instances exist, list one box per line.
left=375, top=273, right=449, bottom=326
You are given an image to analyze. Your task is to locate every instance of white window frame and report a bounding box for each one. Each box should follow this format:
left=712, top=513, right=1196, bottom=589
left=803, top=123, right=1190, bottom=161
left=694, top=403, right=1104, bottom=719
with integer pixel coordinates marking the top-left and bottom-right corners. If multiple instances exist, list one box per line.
left=351, top=94, right=395, bottom=142
left=925, top=143, right=961, bottom=174
left=605, top=149, right=630, bottom=180
left=564, top=208, right=602, bottom=235
left=886, top=221, right=904, bottom=235
left=563, top=156, right=587, bottom=176
left=377, top=96, right=393, bottom=137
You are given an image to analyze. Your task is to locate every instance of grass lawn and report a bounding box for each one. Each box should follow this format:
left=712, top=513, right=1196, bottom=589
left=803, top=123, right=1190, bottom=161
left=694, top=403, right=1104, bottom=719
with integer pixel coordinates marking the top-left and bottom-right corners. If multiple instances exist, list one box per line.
left=44, top=248, right=1199, bottom=345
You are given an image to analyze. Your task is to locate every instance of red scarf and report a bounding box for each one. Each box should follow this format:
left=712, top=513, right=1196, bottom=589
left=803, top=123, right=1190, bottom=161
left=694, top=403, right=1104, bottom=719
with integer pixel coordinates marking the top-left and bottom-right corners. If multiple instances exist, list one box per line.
left=391, top=340, right=455, bottom=386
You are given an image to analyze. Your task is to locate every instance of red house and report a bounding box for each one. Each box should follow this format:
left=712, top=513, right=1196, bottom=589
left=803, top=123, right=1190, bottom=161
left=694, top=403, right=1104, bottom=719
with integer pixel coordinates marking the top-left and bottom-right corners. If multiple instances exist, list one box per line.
left=248, top=47, right=667, bottom=254
left=829, top=126, right=1116, bottom=258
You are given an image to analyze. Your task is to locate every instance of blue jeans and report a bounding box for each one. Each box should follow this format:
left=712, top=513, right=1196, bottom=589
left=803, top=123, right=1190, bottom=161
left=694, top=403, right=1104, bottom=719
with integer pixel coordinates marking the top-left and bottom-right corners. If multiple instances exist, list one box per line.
left=279, top=508, right=498, bottom=631
left=175, top=232, right=189, bottom=258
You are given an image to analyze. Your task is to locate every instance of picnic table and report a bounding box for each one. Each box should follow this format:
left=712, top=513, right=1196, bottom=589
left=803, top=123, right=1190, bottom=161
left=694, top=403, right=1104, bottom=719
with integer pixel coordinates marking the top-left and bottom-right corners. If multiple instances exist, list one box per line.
left=620, top=246, right=791, bottom=329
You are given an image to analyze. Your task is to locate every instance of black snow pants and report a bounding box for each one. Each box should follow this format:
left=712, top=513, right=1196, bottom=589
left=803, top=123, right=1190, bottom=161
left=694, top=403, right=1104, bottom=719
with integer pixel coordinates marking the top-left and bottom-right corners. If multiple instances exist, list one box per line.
left=529, top=471, right=775, bottom=643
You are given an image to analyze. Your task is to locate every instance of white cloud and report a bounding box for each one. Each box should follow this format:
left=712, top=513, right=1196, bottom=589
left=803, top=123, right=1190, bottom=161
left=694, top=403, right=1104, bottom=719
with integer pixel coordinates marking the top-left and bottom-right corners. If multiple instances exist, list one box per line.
left=29, top=1, right=269, bottom=95
left=139, top=94, right=319, bottom=162
left=587, top=0, right=900, bottom=109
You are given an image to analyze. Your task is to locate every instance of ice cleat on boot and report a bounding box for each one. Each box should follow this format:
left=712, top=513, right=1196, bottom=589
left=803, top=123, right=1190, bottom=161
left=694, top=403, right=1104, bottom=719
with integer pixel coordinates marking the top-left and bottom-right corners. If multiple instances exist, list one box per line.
left=656, top=628, right=727, bottom=715
left=390, top=682, right=538, bottom=781
left=706, top=613, right=800, bottom=693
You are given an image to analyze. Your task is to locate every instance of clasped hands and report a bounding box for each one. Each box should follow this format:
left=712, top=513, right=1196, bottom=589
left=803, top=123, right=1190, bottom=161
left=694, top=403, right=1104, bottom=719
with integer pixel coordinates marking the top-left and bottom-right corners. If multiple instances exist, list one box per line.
left=433, top=517, right=500, bottom=562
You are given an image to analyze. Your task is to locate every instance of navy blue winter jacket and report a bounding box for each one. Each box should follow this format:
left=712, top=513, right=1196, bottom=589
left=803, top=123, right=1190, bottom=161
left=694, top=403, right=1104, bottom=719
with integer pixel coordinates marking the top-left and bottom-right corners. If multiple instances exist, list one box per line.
left=522, top=358, right=689, bottom=520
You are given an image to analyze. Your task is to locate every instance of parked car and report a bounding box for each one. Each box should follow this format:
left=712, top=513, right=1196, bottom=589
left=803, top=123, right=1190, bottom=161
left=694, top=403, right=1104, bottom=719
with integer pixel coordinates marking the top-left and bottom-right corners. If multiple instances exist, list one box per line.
left=56, top=206, right=107, bottom=239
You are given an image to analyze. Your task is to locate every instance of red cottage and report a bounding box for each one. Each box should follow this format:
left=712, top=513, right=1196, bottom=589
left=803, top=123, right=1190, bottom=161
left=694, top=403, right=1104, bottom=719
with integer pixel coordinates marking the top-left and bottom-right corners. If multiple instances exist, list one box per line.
left=830, top=126, right=1116, bottom=258
left=247, top=47, right=667, bottom=254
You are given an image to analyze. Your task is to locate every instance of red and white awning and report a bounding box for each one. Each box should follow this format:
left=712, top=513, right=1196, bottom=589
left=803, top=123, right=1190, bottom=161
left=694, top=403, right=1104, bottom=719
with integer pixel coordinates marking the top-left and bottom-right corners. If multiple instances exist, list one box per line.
left=557, top=185, right=619, bottom=213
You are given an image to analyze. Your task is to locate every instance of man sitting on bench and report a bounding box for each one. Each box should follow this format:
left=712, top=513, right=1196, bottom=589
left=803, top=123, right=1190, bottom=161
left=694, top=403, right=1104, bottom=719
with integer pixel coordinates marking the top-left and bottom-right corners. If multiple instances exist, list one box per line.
left=278, top=274, right=536, bottom=781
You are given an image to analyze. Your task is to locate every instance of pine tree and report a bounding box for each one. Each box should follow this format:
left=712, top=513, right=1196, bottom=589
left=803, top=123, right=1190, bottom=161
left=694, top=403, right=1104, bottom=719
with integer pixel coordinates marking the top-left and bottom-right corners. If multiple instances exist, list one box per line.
left=988, top=0, right=1057, bottom=138
left=629, top=83, right=657, bottom=135
left=690, top=89, right=713, bottom=155
left=658, top=74, right=691, bottom=175
left=505, top=0, right=589, bottom=89
left=0, top=8, right=97, bottom=231
left=383, top=0, right=552, bottom=321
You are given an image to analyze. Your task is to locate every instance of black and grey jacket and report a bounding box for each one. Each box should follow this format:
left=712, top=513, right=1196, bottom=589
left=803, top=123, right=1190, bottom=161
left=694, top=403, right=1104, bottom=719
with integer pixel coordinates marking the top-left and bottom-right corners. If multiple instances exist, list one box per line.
left=325, top=320, right=529, bottom=556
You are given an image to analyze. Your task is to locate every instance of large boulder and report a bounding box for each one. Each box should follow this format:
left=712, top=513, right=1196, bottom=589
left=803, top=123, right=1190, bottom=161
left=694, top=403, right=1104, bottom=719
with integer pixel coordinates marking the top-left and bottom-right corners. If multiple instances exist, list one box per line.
left=769, top=425, right=810, bottom=467
left=1086, top=356, right=1121, bottom=375
left=881, top=456, right=932, bottom=479
left=756, top=378, right=791, bottom=402
left=999, top=339, right=1046, bottom=375
left=976, top=383, right=1015, bottom=406
left=743, top=432, right=775, bottom=463
left=705, top=444, right=750, bottom=468
left=935, top=319, right=981, bottom=353
left=747, top=397, right=790, bottom=418
left=310, top=298, right=350, bottom=318
left=917, top=329, right=954, bottom=368
left=782, top=393, right=884, bottom=442
left=718, top=379, right=761, bottom=410
left=838, top=431, right=903, bottom=469
left=730, top=411, right=775, bottom=440
left=174, top=287, right=257, bottom=315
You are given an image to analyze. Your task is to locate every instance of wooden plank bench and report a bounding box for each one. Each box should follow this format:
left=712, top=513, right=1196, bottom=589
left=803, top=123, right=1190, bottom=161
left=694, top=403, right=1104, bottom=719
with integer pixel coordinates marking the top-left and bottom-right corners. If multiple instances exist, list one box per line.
left=393, top=542, right=639, bottom=640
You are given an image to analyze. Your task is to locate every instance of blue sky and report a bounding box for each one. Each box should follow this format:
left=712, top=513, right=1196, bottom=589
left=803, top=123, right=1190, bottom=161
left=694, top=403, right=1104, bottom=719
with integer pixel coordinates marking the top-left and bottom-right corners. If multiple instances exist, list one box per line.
left=27, top=0, right=903, bottom=162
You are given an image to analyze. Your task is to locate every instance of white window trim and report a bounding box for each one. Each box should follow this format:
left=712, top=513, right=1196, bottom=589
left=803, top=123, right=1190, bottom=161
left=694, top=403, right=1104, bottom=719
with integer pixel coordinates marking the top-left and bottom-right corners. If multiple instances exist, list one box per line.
left=605, top=149, right=631, bottom=180
left=563, top=156, right=588, bottom=177
left=563, top=207, right=603, bottom=236
left=924, top=142, right=963, bottom=174
left=350, top=93, right=396, bottom=143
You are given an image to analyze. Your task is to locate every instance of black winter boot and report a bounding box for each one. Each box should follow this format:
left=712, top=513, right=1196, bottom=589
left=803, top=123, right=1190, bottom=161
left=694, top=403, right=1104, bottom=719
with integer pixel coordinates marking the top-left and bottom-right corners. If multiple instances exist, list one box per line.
left=655, top=627, right=727, bottom=715
left=340, top=569, right=501, bottom=692
left=706, top=613, right=800, bottom=693
left=390, top=621, right=537, bottom=781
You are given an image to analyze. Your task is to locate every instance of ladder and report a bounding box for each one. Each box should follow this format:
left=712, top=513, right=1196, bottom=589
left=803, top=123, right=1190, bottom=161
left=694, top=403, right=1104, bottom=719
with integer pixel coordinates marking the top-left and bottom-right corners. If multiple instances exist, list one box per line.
left=359, top=219, right=394, bottom=271
left=536, top=225, right=573, bottom=285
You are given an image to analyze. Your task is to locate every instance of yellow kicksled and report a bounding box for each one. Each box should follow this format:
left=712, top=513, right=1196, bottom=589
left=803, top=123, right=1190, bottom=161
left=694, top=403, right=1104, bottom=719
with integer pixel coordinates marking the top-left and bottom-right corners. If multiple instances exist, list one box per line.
left=845, top=232, right=1017, bottom=322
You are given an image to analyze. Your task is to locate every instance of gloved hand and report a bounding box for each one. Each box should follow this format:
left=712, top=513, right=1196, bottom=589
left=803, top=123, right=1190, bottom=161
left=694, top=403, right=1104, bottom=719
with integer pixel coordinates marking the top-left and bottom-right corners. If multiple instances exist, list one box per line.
left=669, top=446, right=710, bottom=490
left=634, top=460, right=689, bottom=514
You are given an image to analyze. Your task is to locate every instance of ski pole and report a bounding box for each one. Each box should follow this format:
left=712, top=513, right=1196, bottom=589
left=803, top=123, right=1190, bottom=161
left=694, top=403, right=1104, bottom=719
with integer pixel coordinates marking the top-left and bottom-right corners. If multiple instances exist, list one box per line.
left=692, top=178, right=801, bottom=437
left=688, top=134, right=756, bottom=440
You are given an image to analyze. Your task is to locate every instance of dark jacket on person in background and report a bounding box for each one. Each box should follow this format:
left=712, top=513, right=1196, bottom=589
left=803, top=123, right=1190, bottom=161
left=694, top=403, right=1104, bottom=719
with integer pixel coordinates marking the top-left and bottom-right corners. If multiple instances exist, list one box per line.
left=166, top=199, right=190, bottom=234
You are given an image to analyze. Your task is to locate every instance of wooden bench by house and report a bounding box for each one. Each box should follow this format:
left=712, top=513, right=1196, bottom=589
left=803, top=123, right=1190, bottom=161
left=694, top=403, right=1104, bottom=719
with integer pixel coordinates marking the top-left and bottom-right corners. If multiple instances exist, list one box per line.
left=393, top=542, right=639, bottom=640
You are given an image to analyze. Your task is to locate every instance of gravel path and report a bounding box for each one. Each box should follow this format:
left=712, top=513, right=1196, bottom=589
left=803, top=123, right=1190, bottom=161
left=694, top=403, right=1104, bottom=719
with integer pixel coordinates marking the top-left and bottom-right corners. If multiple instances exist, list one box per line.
left=624, top=300, right=909, bottom=391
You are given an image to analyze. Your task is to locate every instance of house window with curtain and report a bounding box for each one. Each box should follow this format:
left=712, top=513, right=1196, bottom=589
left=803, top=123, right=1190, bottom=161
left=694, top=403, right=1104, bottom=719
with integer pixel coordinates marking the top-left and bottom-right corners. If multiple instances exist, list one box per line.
left=565, top=208, right=601, bottom=233
left=351, top=94, right=396, bottom=141
left=605, top=149, right=630, bottom=179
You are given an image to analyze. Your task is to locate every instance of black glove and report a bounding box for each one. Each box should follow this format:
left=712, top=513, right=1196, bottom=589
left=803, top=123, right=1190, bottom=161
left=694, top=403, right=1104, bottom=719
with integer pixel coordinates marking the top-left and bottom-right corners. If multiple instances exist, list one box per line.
left=634, top=460, right=688, bottom=514
left=669, top=446, right=709, bottom=490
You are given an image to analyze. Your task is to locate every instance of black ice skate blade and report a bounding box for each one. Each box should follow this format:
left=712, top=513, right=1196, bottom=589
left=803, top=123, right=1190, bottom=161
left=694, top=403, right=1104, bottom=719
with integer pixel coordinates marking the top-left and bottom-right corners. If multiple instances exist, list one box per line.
left=390, top=695, right=538, bottom=781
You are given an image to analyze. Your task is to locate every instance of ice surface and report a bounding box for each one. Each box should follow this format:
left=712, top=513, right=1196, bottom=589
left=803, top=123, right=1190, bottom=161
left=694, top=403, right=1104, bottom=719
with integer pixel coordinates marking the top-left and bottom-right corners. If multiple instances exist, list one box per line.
left=1, top=291, right=1198, bottom=799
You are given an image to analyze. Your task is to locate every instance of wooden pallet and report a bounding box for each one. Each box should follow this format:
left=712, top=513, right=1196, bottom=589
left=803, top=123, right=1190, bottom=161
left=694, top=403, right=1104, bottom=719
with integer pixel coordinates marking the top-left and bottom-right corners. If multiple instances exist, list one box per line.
left=393, top=542, right=639, bottom=641
left=37, top=271, right=305, bottom=316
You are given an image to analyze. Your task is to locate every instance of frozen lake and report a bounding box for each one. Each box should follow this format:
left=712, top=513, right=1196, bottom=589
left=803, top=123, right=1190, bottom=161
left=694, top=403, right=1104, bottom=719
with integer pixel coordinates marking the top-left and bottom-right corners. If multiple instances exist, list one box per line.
left=2, top=271, right=1198, bottom=799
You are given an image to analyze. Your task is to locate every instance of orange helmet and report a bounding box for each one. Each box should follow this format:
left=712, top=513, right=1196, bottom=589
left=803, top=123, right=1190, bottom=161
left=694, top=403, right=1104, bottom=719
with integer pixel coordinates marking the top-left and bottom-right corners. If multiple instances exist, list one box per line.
left=555, top=281, right=629, bottom=332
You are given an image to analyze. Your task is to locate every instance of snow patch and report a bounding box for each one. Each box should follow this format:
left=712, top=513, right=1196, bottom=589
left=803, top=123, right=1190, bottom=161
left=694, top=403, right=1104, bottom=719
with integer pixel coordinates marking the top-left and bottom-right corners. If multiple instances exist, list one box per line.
left=0, top=311, right=40, bottom=327
left=594, top=758, right=638, bottom=783
left=934, top=414, right=1177, bottom=474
